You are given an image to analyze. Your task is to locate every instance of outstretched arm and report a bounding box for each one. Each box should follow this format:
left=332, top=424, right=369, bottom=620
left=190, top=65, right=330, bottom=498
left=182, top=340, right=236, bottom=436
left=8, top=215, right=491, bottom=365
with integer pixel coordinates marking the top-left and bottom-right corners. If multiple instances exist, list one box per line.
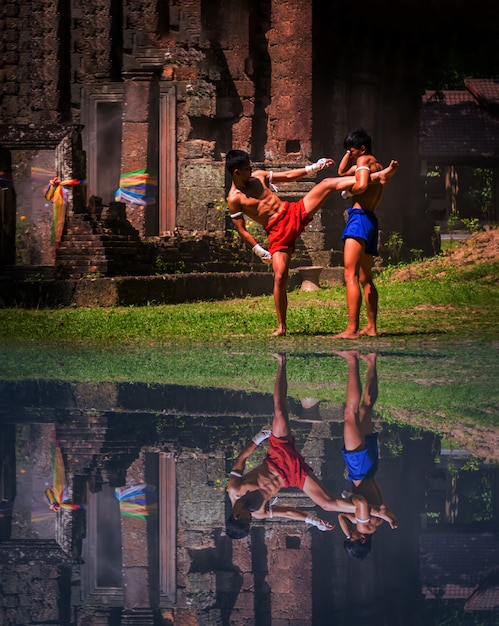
left=255, top=504, right=334, bottom=531
left=265, top=157, right=335, bottom=184
left=228, top=426, right=271, bottom=483
left=228, top=214, right=272, bottom=263
left=229, top=440, right=257, bottom=476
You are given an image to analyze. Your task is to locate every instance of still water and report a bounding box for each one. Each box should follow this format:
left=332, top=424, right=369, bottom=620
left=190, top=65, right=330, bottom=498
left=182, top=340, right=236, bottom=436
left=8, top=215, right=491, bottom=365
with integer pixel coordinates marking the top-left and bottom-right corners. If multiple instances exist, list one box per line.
left=0, top=340, right=498, bottom=625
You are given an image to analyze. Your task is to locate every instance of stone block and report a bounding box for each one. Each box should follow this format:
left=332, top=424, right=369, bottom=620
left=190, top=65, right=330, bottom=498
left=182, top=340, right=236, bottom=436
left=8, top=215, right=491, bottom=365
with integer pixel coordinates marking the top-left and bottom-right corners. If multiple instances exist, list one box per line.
left=186, top=95, right=215, bottom=117
left=123, top=78, right=153, bottom=121
left=216, top=97, right=239, bottom=118
left=123, top=567, right=150, bottom=608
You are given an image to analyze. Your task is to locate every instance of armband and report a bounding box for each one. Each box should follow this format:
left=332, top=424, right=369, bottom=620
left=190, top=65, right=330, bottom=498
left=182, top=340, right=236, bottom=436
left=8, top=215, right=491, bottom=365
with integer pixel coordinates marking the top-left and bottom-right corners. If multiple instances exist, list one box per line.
left=230, top=470, right=242, bottom=478
left=355, top=516, right=370, bottom=524
left=355, top=166, right=370, bottom=172
left=268, top=496, right=279, bottom=519
left=230, top=211, right=243, bottom=219
left=269, top=171, right=279, bottom=193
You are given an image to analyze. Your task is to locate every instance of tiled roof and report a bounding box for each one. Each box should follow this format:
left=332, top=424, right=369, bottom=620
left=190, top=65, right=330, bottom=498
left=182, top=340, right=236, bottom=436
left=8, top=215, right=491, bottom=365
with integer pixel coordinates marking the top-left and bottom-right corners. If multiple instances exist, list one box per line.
left=420, top=530, right=499, bottom=611
left=465, top=78, right=499, bottom=108
left=465, top=570, right=499, bottom=611
left=419, top=80, right=499, bottom=163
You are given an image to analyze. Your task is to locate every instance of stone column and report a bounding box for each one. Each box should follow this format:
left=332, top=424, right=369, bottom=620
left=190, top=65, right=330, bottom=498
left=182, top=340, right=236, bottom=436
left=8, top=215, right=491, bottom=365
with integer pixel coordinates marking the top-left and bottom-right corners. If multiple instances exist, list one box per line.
left=121, top=71, right=159, bottom=237
left=0, top=148, right=16, bottom=268
left=120, top=453, right=156, bottom=623
left=266, top=0, right=312, bottom=161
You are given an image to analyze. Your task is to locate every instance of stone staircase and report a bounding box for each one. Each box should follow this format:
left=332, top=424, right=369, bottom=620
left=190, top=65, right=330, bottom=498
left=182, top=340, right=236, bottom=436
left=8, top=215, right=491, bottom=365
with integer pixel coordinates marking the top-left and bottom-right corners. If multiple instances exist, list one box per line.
left=56, top=204, right=152, bottom=278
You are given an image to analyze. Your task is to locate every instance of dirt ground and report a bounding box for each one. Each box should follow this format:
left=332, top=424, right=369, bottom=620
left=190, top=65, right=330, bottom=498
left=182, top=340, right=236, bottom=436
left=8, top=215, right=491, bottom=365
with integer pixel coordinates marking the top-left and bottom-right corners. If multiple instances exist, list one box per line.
left=389, top=226, right=499, bottom=281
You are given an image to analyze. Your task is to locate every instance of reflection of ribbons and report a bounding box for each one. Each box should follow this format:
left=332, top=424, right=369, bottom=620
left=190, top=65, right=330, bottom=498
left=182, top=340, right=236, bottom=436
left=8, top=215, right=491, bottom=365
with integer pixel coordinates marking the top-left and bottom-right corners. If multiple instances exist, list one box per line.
left=114, top=169, right=157, bottom=206
left=44, top=445, right=84, bottom=512
left=43, top=487, right=83, bottom=512
left=0, top=499, right=14, bottom=518
left=44, top=177, right=84, bottom=245
left=0, top=175, right=14, bottom=190
left=114, top=484, right=158, bottom=520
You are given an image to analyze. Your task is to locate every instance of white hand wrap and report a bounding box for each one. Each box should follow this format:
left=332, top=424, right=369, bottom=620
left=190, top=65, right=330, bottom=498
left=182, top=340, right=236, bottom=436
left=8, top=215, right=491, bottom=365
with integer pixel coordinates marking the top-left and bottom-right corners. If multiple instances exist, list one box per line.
left=341, top=189, right=353, bottom=199
left=305, top=158, right=328, bottom=174
left=305, top=515, right=328, bottom=531
left=252, top=244, right=272, bottom=263
left=252, top=428, right=271, bottom=445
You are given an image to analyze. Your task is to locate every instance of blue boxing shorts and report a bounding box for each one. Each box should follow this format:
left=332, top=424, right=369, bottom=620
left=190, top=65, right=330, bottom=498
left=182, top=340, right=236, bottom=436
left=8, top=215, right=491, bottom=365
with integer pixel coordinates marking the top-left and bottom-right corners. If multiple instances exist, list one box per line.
left=341, top=432, right=379, bottom=481
left=341, top=208, right=379, bottom=256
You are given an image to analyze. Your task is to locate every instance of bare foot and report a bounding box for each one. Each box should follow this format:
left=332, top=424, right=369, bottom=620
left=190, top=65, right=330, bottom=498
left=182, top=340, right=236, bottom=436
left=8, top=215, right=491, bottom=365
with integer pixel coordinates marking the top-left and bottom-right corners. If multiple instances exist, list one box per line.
left=358, top=327, right=377, bottom=337
left=271, top=326, right=286, bottom=337
left=359, top=352, right=377, bottom=365
left=271, top=352, right=286, bottom=363
left=332, top=330, right=359, bottom=340
left=333, top=349, right=360, bottom=359
left=378, top=159, right=399, bottom=185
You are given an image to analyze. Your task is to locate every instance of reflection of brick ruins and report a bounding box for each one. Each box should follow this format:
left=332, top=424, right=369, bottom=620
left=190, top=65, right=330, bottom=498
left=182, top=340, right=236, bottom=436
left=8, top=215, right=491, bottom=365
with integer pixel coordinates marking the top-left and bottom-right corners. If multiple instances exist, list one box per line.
left=0, top=379, right=438, bottom=625
left=1, top=0, right=440, bottom=278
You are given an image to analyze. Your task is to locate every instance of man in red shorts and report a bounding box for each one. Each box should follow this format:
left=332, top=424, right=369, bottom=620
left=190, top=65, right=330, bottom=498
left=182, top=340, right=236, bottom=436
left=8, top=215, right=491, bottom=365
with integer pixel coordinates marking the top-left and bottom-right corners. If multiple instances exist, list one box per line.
left=225, top=149, right=398, bottom=336
left=225, top=353, right=386, bottom=540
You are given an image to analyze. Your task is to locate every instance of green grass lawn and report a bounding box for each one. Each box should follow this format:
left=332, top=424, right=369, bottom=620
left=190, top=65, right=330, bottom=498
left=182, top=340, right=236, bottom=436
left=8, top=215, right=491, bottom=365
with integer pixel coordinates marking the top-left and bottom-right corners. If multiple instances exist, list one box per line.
left=0, top=258, right=496, bottom=347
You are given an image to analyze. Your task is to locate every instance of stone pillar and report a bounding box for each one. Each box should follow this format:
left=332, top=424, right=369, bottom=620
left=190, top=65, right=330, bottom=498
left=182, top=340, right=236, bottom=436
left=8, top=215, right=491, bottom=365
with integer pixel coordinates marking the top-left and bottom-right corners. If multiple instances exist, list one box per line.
left=55, top=128, right=87, bottom=216
left=221, top=2, right=254, bottom=153
left=266, top=0, right=312, bottom=162
left=0, top=148, right=16, bottom=268
left=121, top=71, right=159, bottom=237
left=120, top=454, right=156, bottom=622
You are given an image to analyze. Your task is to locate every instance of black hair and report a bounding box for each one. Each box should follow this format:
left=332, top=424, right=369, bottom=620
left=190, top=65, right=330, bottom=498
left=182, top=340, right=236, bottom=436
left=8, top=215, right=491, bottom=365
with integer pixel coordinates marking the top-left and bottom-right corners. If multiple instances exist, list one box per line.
left=226, top=514, right=250, bottom=539
left=343, top=128, right=372, bottom=154
left=343, top=536, right=372, bottom=560
left=226, top=149, right=250, bottom=174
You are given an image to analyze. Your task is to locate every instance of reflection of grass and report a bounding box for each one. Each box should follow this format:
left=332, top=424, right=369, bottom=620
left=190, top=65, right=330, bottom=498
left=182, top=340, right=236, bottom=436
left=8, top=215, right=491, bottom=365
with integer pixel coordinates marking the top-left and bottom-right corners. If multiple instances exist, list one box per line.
left=0, top=342, right=496, bottom=429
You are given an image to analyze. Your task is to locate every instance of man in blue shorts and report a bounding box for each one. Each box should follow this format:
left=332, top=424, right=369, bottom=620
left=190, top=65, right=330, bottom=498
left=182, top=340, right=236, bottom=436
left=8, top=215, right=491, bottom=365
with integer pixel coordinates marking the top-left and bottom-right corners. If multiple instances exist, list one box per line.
left=336, top=129, right=399, bottom=338
left=335, top=350, right=398, bottom=560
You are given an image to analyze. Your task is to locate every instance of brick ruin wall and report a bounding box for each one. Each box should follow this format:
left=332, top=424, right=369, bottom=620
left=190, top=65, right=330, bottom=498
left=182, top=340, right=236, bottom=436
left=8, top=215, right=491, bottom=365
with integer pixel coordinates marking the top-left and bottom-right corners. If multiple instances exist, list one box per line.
left=0, top=0, right=431, bottom=271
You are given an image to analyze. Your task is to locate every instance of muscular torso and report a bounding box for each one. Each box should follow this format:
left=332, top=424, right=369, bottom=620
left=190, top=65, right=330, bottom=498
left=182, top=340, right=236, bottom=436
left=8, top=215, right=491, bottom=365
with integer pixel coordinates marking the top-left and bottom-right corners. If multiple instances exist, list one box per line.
left=228, top=461, right=285, bottom=518
left=227, top=171, right=284, bottom=228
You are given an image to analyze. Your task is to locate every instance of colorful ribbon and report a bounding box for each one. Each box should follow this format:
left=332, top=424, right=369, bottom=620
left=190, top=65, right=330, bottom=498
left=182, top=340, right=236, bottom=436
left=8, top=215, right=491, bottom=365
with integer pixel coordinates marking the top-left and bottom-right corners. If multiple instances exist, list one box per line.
left=114, top=169, right=157, bottom=206
left=43, top=445, right=84, bottom=512
left=44, top=177, right=84, bottom=246
left=114, top=484, right=158, bottom=520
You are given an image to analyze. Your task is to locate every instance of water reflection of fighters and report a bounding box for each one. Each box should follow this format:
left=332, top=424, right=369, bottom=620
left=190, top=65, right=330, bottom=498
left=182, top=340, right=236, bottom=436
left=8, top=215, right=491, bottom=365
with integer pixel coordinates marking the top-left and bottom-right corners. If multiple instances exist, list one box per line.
left=335, top=350, right=398, bottom=560
left=226, top=353, right=382, bottom=540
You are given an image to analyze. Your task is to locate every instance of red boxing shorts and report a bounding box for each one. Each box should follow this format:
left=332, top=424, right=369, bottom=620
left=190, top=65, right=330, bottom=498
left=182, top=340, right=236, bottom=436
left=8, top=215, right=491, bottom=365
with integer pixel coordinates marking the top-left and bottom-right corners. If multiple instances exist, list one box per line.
left=265, top=433, right=312, bottom=489
left=265, top=198, right=312, bottom=255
